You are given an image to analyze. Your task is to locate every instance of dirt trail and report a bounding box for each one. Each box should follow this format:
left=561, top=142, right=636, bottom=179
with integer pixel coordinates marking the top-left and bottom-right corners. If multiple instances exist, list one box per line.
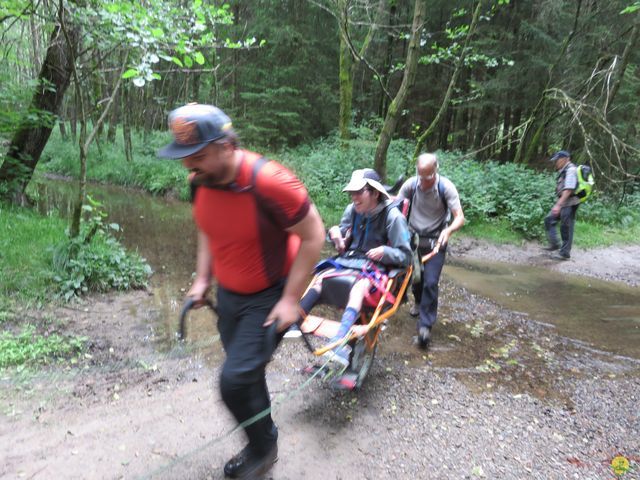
left=1, top=243, right=639, bottom=480
left=452, top=237, right=640, bottom=287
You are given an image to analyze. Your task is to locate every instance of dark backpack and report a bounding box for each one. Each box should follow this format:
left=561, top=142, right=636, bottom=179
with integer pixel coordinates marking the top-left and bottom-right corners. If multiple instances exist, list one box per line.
left=406, top=178, right=450, bottom=238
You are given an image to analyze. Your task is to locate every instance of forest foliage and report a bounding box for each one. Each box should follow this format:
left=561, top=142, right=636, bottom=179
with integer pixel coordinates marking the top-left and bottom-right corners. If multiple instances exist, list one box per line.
left=1, top=0, right=639, bottom=235
left=1, top=0, right=639, bottom=181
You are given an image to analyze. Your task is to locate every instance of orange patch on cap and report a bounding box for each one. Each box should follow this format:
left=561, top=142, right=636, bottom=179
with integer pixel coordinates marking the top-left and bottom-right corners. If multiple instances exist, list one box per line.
left=171, top=117, right=199, bottom=145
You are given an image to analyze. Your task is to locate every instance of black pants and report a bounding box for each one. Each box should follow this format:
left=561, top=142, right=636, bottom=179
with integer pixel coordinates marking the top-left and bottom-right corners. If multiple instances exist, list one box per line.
left=412, top=243, right=447, bottom=330
left=216, top=281, right=284, bottom=456
left=544, top=205, right=579, bottom=257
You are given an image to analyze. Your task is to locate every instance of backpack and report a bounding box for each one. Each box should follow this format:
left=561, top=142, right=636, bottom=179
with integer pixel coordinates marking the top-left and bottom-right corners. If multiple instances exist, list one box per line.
left=575, top=165, right=595, bottom=203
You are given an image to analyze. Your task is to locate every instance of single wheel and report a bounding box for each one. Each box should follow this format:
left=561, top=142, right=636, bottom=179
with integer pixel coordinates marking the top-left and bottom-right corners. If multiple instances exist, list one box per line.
left=349, top=326, right=379, bottom=388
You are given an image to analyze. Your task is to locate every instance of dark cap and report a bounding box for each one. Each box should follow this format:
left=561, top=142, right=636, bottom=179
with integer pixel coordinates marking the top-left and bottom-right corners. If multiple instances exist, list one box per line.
left=158, top=104, right=233, bottom=159
left=550, top=150, right=570, bottom=162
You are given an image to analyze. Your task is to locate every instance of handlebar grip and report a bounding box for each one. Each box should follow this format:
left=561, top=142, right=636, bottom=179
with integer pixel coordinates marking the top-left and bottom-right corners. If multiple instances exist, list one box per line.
left=178, top=298, right=217, bottom=340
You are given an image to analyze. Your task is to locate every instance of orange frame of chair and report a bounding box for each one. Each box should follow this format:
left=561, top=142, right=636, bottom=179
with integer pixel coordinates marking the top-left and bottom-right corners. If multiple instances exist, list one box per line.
left=300, top=262, right=414, bottom=356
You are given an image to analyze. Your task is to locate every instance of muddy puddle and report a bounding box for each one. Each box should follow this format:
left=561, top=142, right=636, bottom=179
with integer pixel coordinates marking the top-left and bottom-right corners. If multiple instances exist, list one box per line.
left=444, top=258, right=640, bottom=359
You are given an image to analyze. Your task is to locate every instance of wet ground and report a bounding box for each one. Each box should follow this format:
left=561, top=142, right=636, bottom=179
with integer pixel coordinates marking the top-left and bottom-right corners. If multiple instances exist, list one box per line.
left=1, top=178, right=638, bottom=479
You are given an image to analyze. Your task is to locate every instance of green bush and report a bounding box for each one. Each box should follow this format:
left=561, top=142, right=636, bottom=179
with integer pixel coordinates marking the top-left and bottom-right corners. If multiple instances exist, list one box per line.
left=35, top=125, right=640, bottom=242
left=52, top=197, right=152, bottom=301
left=278, top=129, right=413, bottom=225
left=0, top=201, right=152, bottom=304
left=39, top=128, right=190, bottom=200
left=444, top=158, right=554, bottom=238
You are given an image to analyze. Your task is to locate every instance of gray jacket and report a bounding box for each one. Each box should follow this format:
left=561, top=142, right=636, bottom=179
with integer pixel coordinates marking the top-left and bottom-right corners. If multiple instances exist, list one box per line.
left=336, top=199, right=412, bottom=269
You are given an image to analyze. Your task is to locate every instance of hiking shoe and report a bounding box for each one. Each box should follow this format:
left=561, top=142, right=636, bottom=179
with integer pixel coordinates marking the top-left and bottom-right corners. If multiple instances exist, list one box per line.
left=542, top=244, right=559, bottom=251
left=409, top=304, right=419, bottom=317
left=551, top=252, right=570, bottom=261
left=224, top=442, right=278, bottom=479
left=322, top=344, right=351, bottom=368
left=417, top=326, right=431, bottom=350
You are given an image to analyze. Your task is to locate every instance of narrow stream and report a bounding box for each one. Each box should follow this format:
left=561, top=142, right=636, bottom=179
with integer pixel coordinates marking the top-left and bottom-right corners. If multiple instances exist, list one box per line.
left=35, top=178, right=640, bottom=362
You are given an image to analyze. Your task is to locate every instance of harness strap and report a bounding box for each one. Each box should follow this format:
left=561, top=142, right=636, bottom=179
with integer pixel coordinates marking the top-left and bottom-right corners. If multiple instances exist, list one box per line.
left=315, top=258, right=396, bottom=306
left=358, top=262, right=396, bottom=305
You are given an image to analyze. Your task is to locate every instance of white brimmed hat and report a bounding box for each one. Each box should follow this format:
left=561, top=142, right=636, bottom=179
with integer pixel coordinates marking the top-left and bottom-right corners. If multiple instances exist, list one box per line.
left=343, top=168, right=390, bottom=199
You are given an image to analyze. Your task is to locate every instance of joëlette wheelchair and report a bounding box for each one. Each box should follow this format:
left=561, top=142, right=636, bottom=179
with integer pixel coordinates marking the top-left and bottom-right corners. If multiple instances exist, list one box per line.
left=296, top=198, right=437, bottom=391
left=297, top=257, right=413, bottom=390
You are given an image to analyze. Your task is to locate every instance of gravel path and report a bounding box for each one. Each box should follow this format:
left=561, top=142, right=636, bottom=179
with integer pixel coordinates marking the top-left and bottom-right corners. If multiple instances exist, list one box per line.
left=1, top=241, right=639, bottom=479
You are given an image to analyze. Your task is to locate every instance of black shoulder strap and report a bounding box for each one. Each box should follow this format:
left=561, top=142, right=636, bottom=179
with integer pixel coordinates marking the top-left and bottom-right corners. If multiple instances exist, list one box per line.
left=250, top=156, right=269, bottom=189
left=437, top=179, right=446, bottom=206
left=248, top=157, right=280, bottom=228
left=406, top=178, right=418, bottom=220
left=189, top=156, right=269, bottom=202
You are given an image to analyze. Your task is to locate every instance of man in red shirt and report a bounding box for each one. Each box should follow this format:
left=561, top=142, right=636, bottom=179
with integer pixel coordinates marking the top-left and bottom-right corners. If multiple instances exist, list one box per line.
left=159, top=104, right=325, bottom=479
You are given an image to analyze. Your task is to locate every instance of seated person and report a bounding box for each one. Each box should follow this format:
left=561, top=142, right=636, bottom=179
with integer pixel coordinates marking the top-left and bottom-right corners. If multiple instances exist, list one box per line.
left=298, top=168, right=412, bottom=366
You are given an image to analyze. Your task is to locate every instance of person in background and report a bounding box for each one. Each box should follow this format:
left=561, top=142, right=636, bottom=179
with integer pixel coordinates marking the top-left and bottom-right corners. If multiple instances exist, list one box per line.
left=158, top=103, right=325, bottom=479
left=544, top=150, right=580, bottom=260
left=398, top=153, right=465, bottom=349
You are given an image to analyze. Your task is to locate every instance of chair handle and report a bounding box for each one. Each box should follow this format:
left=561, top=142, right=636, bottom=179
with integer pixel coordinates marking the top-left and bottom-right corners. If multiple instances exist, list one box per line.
left=178, top=297, right=217, bottom=340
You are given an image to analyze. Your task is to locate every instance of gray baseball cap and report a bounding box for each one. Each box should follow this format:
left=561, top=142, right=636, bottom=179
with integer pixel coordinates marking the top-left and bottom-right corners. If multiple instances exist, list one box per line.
left=158, top=104, right=233, bottom=159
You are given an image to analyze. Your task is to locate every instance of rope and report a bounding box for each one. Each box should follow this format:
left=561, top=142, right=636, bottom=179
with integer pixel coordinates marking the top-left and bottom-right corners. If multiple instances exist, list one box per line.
left=136, top=336, right=349, bottom=480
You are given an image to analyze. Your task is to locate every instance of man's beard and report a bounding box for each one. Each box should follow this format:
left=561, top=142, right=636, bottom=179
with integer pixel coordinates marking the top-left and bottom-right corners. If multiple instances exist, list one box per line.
left=190, top=168, right=230, bottom=187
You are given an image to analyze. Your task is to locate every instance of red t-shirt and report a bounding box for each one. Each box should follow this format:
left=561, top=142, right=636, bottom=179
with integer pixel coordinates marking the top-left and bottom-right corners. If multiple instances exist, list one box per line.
left=193, top=151, right=311, bottom=294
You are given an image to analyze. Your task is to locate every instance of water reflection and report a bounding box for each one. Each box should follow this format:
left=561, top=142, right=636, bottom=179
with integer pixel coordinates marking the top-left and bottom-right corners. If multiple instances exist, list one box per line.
left=445, top=258, right=640, bottom=359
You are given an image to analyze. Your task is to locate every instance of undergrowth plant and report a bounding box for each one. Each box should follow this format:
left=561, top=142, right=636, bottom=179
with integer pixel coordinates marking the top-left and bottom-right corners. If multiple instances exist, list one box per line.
left=0, top=325, right=86, bottom=369
left=36, top=125, right=640, bottom=242
left=52, top=196, right=152, bottom=301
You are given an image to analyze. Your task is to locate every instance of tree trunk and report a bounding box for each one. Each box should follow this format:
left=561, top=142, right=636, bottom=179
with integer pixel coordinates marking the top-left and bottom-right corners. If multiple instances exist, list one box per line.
left=373, top=0, right=425, bottom=180
left=107, top=84, right=119, bottom=143
left=0, top=22, right=79, bottom=203
left=122, top=84, right=133, bottom=163
left=377, top=3, right=397, bottom=119
left=69, top=95, right=77, bottom=142
left=408, top=0, right=483, bottom=173
left=514, top=0, right=582, bottom=163
left=499, top=105, right=511, bottom=162
left=337, top=0, right=385, bottom=141
left=338, top=14, right=353, bottom=141
left=29, top=16, right=42, bottom=77
left=605, top=21, right=639, bottom=117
